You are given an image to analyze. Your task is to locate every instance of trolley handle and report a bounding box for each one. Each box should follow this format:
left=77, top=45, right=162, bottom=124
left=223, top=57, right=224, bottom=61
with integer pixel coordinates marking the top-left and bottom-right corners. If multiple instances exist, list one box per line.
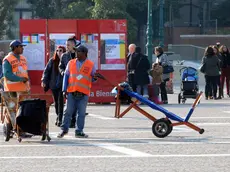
left=192, top=91, right=203, bottom=108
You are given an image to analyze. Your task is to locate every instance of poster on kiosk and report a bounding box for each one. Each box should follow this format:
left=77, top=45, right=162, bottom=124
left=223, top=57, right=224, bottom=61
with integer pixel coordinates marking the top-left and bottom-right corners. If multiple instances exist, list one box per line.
left=20, top=19, right=127, bottom=103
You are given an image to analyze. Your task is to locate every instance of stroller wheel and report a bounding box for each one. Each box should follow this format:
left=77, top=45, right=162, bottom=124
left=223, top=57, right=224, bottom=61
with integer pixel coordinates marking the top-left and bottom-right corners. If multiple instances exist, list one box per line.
left=18, top=137, right=22, bottom=143
left=3, top=122, right=12, bottom=142
left=182, top=99, right=186, bottom=104
left=178, top=94, right=181, bottom=104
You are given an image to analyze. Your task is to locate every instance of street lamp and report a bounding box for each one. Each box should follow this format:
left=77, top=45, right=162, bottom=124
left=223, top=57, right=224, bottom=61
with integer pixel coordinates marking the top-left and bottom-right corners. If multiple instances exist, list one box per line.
left=159, top=0, right=164, bottom=47
left=146, top=0, right=153, bottom=64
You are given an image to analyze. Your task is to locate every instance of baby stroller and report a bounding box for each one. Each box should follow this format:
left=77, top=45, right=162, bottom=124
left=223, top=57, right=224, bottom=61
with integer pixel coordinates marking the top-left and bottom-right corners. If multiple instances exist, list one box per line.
left=178, top=67, right=199, bottom=104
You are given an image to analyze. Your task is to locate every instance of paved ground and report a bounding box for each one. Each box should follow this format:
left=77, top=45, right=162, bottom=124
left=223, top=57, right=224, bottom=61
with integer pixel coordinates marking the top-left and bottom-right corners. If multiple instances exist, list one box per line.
left=0, top=89, right=230, bottom=172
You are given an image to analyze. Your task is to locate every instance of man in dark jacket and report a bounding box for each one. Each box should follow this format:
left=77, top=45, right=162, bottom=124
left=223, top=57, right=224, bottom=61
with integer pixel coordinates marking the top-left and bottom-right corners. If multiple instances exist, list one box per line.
left=59, top=37, right=79, bottom=76
left=127, top=44, right=136, bottom=92
left=132, top=47, right=150, bottom=98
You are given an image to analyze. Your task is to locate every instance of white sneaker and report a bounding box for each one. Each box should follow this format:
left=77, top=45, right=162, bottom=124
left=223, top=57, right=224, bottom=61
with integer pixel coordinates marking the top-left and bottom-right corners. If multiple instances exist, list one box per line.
left=143, top=95, right=149, bottom=99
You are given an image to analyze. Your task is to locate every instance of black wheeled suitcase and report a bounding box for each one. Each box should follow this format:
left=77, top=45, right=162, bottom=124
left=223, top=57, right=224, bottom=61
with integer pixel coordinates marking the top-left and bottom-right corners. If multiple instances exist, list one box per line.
left=16, top=99, right=46, bottom=135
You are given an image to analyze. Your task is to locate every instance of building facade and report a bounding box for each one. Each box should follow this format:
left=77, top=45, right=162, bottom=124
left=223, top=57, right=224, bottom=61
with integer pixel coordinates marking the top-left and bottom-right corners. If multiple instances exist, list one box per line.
left=13, top=0, right=33, bottom=39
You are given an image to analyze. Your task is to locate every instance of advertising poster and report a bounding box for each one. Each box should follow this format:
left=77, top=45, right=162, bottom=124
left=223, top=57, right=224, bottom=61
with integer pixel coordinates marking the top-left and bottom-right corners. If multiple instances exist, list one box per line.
left=100, top=34, right=126, bottom=70
left=49, top=33, right=75, bottom=57
left=22, top=34, right=45, bottom=70
left=81, top=34, right=99, bottom=69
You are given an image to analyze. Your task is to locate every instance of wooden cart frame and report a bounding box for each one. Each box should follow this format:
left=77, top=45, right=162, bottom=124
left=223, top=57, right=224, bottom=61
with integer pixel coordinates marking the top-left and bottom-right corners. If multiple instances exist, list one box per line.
left=97, top=73, right=205, bottom=138
left=1, top=93, right=53, bottom=142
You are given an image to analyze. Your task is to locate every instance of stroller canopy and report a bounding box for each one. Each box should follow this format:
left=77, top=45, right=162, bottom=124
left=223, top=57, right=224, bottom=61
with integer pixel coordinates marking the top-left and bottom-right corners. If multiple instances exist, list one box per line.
left=181, top=67, right=198, bottom=81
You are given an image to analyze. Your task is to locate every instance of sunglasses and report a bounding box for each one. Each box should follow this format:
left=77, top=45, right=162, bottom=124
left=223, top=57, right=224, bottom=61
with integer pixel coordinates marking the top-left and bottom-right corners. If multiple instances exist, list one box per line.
left=56, top=49, right=63, bottom=52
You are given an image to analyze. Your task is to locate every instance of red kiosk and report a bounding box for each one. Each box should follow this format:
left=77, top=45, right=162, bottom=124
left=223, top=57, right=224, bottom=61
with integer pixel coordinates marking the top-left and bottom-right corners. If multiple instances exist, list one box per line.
left=19, top=19, right=127, bottom=103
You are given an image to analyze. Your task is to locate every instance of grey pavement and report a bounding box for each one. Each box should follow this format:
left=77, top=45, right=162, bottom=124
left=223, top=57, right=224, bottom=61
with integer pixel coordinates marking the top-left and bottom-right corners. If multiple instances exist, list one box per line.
left=0, top=88, right=230, bottom=172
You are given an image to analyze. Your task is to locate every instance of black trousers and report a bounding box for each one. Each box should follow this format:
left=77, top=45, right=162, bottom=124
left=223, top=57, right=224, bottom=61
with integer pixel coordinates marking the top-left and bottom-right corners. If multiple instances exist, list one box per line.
left=205, top=75, right=218, bottom=98
left=51, top=88, right=64, bottom=123
left=128, top=73, right=136, bottom=92
left=160, top=80, right=168, bottom=102
left=209, top=75, right=222, bottom=98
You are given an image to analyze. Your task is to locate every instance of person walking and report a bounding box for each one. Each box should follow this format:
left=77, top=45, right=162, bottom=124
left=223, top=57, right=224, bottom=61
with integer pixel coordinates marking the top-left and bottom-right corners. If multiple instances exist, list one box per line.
left=155, top=46, right=170, bottom=104
left=57, top=45, right=97, bottom=138
left=219, top=45, right=230, bottom=97
left=41, top=46, right=66, bottom=126
left=201, top=46, right=220, bottom=100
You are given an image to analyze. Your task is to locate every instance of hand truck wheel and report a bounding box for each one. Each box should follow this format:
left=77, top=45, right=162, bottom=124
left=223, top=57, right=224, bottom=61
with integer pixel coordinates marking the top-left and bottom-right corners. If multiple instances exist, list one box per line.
left=152, top=118, right=172, bottom=138
left=165, top=119, right=173, bottom=135
left=199, top=128, right=205, bottom=134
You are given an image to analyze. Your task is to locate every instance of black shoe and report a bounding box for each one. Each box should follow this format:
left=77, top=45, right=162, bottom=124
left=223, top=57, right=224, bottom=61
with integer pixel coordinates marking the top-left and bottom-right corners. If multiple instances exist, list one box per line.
left=163, top=101, right=168, bottom=104
left=75, top=132, right=88, bottom=138
left=55, top=117, right=59, bottom=126
left=57, top=122, right=62, bottom=127
left=85, top=113, right=88, bottom=116
left=57, top=131, right=68, bottom=138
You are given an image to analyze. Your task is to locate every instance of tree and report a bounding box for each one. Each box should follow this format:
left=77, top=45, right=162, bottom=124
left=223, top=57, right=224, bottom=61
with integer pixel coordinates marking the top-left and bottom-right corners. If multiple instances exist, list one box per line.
left=26, top=0, right=185, bottom=44
left=27, top=0, right=56, bottom=19
left=92, top=0, right=137, bottom=43
left=126, top=0, right=183, bottom=44
left=62, top=0, right=93, bottom=19
left=211, top=0, right=230, bottom=27
left=27, top=0, right=94, bottom=19
left=0, top=0, right=18, bottom=39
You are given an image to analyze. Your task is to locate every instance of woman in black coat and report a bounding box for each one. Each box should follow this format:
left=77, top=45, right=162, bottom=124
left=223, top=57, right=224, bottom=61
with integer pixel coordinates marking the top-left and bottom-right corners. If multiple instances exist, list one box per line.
left=41, top=46, right=66, bottom=126
left=201, top=46, right=220, bottom=100
left=132, top=47, right=150, bottom=98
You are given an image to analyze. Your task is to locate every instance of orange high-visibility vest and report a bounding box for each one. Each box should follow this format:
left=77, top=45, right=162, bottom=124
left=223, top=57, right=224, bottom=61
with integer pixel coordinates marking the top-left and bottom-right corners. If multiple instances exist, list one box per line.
left=67, top=59, right=94, bottom=95
left=3, top=53, right=30, bottom=92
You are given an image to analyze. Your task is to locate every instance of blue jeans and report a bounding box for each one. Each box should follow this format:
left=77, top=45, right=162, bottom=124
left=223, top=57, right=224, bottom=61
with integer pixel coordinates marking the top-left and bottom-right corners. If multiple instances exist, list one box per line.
left=136, top=85, right=148, bottom=96
left=61, top=93, right=89, bottom=133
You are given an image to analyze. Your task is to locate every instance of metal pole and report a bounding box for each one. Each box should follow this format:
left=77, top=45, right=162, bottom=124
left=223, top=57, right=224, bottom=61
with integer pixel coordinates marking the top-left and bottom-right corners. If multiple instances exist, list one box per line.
left=169, top=3, right=172, bottom=35
left=189, top=0, right=193, bottom=27
left=203, top=2, right=207, bottom=34
left=159, top=0, right=164, bottom=47
left=146, top=0, right=153, bottom=64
